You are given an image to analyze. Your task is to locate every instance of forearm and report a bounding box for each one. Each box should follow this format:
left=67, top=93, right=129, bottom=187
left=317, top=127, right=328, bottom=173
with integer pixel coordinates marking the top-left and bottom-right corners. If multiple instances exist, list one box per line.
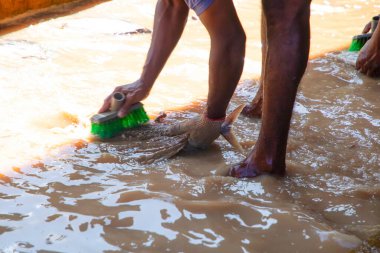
left=140, top=0, right=189, bottom=88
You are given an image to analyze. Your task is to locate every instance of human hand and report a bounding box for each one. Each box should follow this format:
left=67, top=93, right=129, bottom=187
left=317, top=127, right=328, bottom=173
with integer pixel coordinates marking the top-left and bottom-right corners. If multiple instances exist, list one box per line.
left=356, top=35, right=380, bottom=77
left=362, top=14, right=380, bottom=34
left=362, top=21, right=372, bottom=34
left=98, top=80, right=151, bottom=117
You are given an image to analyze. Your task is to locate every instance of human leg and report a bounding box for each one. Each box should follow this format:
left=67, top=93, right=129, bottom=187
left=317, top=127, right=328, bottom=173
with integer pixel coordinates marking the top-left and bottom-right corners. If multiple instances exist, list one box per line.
left=230, top=0, right=311, bottom=177
left=242, top=12, right=266, bottom=118
left=198, top=0, right=246, bottom=119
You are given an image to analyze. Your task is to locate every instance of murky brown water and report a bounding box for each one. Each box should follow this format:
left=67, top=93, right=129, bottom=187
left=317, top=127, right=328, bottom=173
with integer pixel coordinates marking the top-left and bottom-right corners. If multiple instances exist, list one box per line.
left=0, top=0, right=380, bottom=252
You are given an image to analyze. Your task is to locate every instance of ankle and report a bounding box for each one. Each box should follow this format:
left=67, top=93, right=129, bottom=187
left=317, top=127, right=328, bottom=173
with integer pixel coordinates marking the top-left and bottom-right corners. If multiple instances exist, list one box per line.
left=250, top=151, right=286, bottom=176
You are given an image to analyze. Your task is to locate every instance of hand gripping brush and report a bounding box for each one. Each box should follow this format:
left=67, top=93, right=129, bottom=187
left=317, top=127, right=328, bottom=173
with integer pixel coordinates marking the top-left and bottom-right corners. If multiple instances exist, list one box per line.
left=349, top=15, right=379, bottom=52
left=90, top=92, right=149, bottom=139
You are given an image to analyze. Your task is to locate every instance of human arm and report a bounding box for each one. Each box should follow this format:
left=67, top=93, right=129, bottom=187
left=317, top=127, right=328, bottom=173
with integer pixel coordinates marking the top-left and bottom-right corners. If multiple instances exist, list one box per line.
left=99, top=0, right=189, bottom=117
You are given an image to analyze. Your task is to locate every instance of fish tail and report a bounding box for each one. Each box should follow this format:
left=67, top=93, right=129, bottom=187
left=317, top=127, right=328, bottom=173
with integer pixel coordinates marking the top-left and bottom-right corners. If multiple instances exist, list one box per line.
left=220, top=104, right=245, bottom=153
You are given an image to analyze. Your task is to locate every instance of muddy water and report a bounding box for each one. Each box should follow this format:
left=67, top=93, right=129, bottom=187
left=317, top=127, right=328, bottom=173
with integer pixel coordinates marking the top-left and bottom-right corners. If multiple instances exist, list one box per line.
left=0, top=0, right=380, bottom=252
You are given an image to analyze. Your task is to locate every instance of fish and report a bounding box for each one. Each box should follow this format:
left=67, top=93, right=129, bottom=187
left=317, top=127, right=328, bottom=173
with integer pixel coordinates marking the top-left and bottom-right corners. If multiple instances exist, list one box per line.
left=96, top=105, right=245, bottom=164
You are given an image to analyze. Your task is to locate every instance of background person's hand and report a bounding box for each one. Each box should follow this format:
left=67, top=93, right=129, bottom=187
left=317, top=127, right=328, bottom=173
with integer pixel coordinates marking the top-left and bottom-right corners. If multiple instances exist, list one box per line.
left=356, top=38, right=380, bottom=77
left=98, top=79, right=151, bottom=117
left=356, top=18, right=380, bottom=78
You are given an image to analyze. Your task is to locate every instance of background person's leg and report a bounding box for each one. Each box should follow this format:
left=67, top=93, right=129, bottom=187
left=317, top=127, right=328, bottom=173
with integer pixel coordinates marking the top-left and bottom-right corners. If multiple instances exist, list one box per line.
left=242, top=12, right=266, bottom=118
left=198, top=0, right=246, bottom=119
left=230, top=0, right=311, bottom=177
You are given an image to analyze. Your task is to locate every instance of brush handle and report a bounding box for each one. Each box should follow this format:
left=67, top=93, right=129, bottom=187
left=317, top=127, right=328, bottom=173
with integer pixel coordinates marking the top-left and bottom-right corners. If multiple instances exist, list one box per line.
left=110, top=92, right=126, bottom=111
left=371, top=16, right=379, bottom=33
left=90, top=92, right=125, bottom=123
left=91, top=111, right=118, bottom=123
left=91, top=101, right=144, bottom=123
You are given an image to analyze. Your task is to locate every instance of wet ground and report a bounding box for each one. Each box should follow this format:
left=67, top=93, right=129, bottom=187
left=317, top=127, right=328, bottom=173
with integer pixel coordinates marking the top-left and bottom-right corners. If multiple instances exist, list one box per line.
left=0, top=0, right=379, bottom=252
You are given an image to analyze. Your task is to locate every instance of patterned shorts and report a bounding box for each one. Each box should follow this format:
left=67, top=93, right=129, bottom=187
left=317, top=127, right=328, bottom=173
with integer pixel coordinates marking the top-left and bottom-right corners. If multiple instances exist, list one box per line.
left=183, top=0, right=214, bottom=15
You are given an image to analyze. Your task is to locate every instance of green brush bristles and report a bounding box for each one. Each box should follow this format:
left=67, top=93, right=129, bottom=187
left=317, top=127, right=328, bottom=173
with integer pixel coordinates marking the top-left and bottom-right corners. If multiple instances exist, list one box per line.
left=349, top=33, right=371, bottom=51
left=91, top=105, right=149, bottom=139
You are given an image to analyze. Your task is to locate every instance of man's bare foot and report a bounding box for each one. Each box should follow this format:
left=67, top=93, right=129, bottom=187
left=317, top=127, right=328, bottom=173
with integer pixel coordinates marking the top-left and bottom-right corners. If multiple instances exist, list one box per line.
left=242, top=102, right=262, bottom=118
left=242, top=84, right=263, bottom=118
left=228, top=161, right=263, bottom=178
left=228, top=154, right=286, bottom=178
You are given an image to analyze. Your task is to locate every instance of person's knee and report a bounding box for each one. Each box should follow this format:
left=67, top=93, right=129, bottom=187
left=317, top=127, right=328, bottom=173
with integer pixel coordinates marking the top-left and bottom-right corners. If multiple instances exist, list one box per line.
left=199, top=0, right=246, bottom=54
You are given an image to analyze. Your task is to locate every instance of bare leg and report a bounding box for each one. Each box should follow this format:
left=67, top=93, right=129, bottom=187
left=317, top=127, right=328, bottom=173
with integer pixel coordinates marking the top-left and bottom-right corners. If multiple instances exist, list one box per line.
left=199, top=0, right=246, bottom=119
left=242, top=12, right=266, bottom=118
left=230, top=0, right=311, bottom=177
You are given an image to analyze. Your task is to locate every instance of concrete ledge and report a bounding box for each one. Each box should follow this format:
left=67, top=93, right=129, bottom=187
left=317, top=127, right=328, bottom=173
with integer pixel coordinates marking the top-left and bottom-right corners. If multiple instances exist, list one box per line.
left=0, top=0, right=110, bottom=35
left=1, top=0, right=76, bottom=20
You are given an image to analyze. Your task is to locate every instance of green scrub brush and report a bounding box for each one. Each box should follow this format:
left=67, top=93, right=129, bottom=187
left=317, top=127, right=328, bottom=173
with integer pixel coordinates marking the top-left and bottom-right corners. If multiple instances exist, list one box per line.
left=349, top=15, right=379, bottom=52
left=348, top=33, right=371, bottom=51
left=90, top=92, right=149, bottom=139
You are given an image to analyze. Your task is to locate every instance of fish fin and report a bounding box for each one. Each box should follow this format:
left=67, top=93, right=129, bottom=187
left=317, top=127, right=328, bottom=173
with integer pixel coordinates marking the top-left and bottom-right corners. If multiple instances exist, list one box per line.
left=221, top=104, right=245, bottom=153
left=224, top=104, right=245, bottom=126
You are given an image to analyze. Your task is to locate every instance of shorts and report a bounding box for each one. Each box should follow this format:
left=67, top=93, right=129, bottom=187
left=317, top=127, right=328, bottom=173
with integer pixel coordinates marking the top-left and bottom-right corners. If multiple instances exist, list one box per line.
left=183, top=0, right=214, bottom=16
